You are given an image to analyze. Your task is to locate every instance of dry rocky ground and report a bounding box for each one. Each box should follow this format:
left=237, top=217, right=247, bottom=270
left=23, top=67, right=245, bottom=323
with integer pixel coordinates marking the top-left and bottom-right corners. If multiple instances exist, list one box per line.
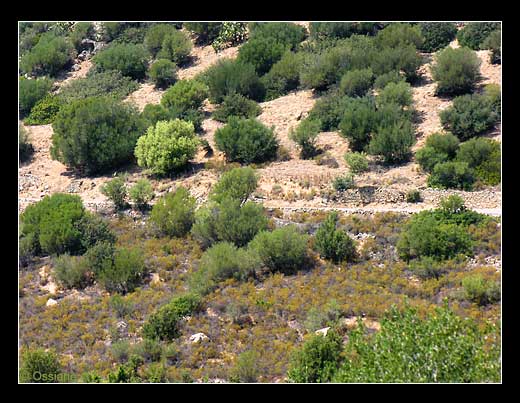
left=19, top=27, right=501, bottom=217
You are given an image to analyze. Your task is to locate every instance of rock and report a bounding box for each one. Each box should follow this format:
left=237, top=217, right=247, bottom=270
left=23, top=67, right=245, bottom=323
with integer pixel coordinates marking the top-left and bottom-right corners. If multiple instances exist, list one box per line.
left=315, top=327, right=330, bottom=337
left=46, top=298, right=57, bottom=307
left=189, top=333, right=209, bottom=344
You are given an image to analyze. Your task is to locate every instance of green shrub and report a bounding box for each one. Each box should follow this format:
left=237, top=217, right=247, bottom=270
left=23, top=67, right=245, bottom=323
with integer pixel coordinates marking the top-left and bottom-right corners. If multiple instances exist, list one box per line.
left=308, top=92, right=351, bottom=131
left=431, top=47, right=481, bottom=96
left=373, top=44, right=423, bottom=83
left=109, top=294, right=134, bottom=318
left=462, top=275, right=500, bottom=306
left=332, top=304, right=500, bottom=382
left=149, top=187, right=196, bottom=237
left=314, top=212, right=356, bottom=263
left=19, top=124, right=34, bottom=162
left=77, top=212, right=116, bottom=251
left=135, top=119, right=198, bottom=175
left=19, top=77, right=53, bottom=116
left=141, top=104, right=172, bottom=127
left=287, top=330, right=343, bottom=383
left=98, top=246, right=146, bottom=294
left=129, top=179, right=154, bottom=210
left=456, top=138, right=500, bottom=186
left=237, top=37, right=289, bottom=76
left=201, top=59, right=265, bottom=103
left=375, top=23, right=424, bottom=49
left=184, top=22, right=222, bottom=44
left=132, top=338, right=163, bottom=363
left=397, top=210, right=473, bottom=261
left=157, top=30, right=193, bottom=65
left=299, top=45, right=351, bottom=91
left=339, top=68, right=374, bottom=97
left=20, top=193, right=85, bottom=256
left=440, top=94, right=498, bottom=140
left=405, top=189, right=422, bottom=204
left=332, top=174, right=355, bottom=192
left=408, top=256, right=445, bottom=279
left=190, top=242, right=259, bottom=295
left=344, top=152, right=369, bottom=173
left=19, top=232, right=39, bottom=267
left=212, top=93, right=261, bottom=122
left=289, top=118, right=321, bottom=159
left=84, top=241, right=115, bottom=277
left=424, top=132, right=460, bottom=158
left=20, top=32, right=74, bottom=76
left=212, top=22, right=248, bottom=51
left=141, top=104, right=204, bottom=133
left=261, top=51, right=304, bottom=100
left=101, top=175, right=128, bottom=210
left=427, top=161, right=475, bottom=190
left=230, top=351, right=260, bottom=383
left=418, top=22, right=457, bottom=52
left=92, top=43, right=149, bottom=80
left=58, top=70, right=139, bottom=103
left=481, top=29, right=501, bottom=64
left=51, top=97, right=144, bottom=175
left=483, top=83, right=501, bottom=117
left=309, top=22, right=382, bottom=40
left=20, top=348, right=61, bottom=383
left=24, top=95, right=63, bottom=125
left=149, top=59, right=178, bottom=89
left=457, top=22, right=501, bottom=50
left=110, top=340, right=131, bottom=362
left=144, top=24, right=177, bottom=56
left=415, top=146, right=449, bottom=173
left=161, top=79, right=208, bottom=112
left=214, top=117, right=278, bottom=163
left=249, top=22, right=306, bottom=49
left=142, top=293, right=201, bottom=340
left=210, top=166, right=258, bottom=204
left=369, top=120, right=415, bottom=163
left=303, top=299, right=343, bottom=332
left=373, top=70, right=405, bottom=90
left=377, top=81, right=413, bottom=108
left=338, top=96, right=378, bottom=152
left=53, top=253, right=91, bottom=289
left=191, top=199, right=268, bottom=248
left=249, top=225, right=309, bottom=274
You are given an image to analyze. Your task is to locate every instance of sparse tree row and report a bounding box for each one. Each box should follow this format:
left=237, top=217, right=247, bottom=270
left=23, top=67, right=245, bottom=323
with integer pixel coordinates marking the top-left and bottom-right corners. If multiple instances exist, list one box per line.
left=19, top=22, right=501, bottom=383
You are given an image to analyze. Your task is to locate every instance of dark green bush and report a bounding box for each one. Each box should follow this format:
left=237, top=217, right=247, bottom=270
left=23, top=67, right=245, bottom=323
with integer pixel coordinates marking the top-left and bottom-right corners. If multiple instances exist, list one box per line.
left=481, top=29, right=501, bottom=64
left=150, top=187, right=196, bottom=237
left=76, top=212, right=116, bottom=251
left=98, top=246, right=146, bottom=294
left=332, top=174, right=355, bottom=191
left=161, top=79, right=208, bottom=111
left=406, top=189, right=422, bottom=203
left=142, top=293, right=201, bottom=340
left=287, top=330, right=343, bottom=383
left=309, top=22, right=382, bottom=40
left=314, top=212, right=356, bottom=263
left=57, top=70, right=139, bottom=103
left=19, top=232, right=39, bottom=267
left=201, top=59, right=265, bottom=103
left=19, top=124, right=34, bottom=163
left=483, top=84, right=501, bottom=117
left=157, top=31, right=193, bottom=65
left=25, top=95, right=64, bottom=125
left=144, top=24, right=178, bottom=56
left=431, top=47, right=481, bottom=96
left=249, top=225, right=309, bottom=274
left=377, top=81, right=413, bottom=108
left=249, top=22, right=306, bottom=49
left=19, top=77, right=53, bottom=116
left=339, top=68, right=374, bottom=97
left=20, top=32, right=74, bottom=76
left=141, top=104, right=172, bottom=127
left=299, top=45, right=351, bottom=91
left=210, top=166, right=258, bottom=204
left=419, top=22, right=457, bottom=52
left=134, top=119, right=198, bottom=175
left=51, top=97, right=144, bottom=174
left=53, top=254, right=91, bottom=289
left=373, top=70, right=405, bottom=90
left=338, top=96, right=378, bottom=152
left=101, top=175, right=128, bottom=210
left=212, top=93, right=262, bottom=122
left=289, top=118, right=321, bottom=159
left=369, top=118, right=415, bottom=163
left=427, top=161, right=475, bottom=190
left=372, top=44, right=423, bottom=83
left=308, top=91, right=351, bottom=131
left=237, top=37, right=289, bottom=76
left=20, top=348, right=62, bottom=383
left=415, top=132, right=460, bottom=173
left=184, top=22, right=222, bottom=44
left=457, top=22, right=501, bottom=50
left=92, top=43, right=149, bottom=80
left=140, top=104, right=204, bottom=133
left=149, top=59, right=178, bottom=89
left=375, top=23, right=424, bottom=49
left=84, top=241, right=115, bottom=277
left=415, top=146, right=449, bottom=173
left=456, top=137, right=500, bottom=186
left=214, top=117, right=278, bottom=163
left=440, top=94, right=498, bottom=140
left=261, top=51, right=304, bottom=100
left=408, top=256, right=445, bottom=279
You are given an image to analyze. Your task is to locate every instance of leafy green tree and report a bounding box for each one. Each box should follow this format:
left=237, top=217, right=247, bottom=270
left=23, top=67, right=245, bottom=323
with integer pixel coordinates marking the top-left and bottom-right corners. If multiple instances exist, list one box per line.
left=369, top=120, right=415, bottom=163
left=338, top=97, right=378, bottom=152
left=20, top=348, right=62, bottom=383
left=149, top=187, right=196, bottom=237
left=431, top=47, right=481, bottom=96
left=415, top=132, right=460, bottom=173
left=314, top=212, right=356, bottom=263
left=134, top=119, right=199, bottom=175
left=210, top=166, right=258, bottom=204
left=261, top=51, right=304, bottom=100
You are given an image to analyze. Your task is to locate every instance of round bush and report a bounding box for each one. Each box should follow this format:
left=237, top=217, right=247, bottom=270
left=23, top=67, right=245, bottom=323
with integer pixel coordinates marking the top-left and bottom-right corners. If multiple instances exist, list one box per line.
left=129, top=179, right=154, bottom=210
left=237, top=36, right=289, bottom=76
left=210, top=166, right=258, bottom=204
left=249, top=22, right=306, bottom=49
left=134, top=119, right=198, bottom=175
left=212, top=93, right=262, bottom=123
left=214, top=117, right=278, bottom=163
left=157, top=30, right=193, bottom=65
left=344, top=152, right=369, bottom=173
left=369, top=120, right=415, bottom=163
left=24, top=95, right=63, bottom=125
left=161, top=79, right=208, bottom=112
left=53, top=254, right=91, bottom=289
left=456, top=137, right=500, bottom=185
left=261, top=51, right=304, bottom=100
left=424, top=132, right=460, bottom=158
left=339, top=68, right=374, bottom=97
left=149, top=59, right=178, bottom=89
left=144, top=23, right=178, bottom=56
left=314, top=212, right=356, bottom=263
left=431, top=47, right=481, bottom=96
left=20, top=32, right=74, bottom=77
left=289, top=118, right=321, bottom=159
left=373, top=70, right=405, bottom=90
left=308, top=92, right=351, bottom=131
left=415, top=146, right=449, bottom=173
left=457, top=22, right=501, bottom=50
left=101, top=175, right=128, bottom=210
left=377, top=81, right=413, bottom=108
left=19, top=77, right=53, bottom=116
left=249, top=225, right=309, bottom=274
left=92, top=43, right=149, bottom=80
left=375, top=23, right=424, bottom=49
left=419, top=22, right=457, bottom=52
left=440, top=94, right=498, bottom=140
left=427, top=161, right=475, bottom=190
left=51, top=97, right=144, bottom=174
left=149, top=187, right=196, bottom=237
left=481, top=29, right=501, bottom=64
left=98, top=247, right=146, bottom=294
left=338, top=97, right=378, bottom=152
